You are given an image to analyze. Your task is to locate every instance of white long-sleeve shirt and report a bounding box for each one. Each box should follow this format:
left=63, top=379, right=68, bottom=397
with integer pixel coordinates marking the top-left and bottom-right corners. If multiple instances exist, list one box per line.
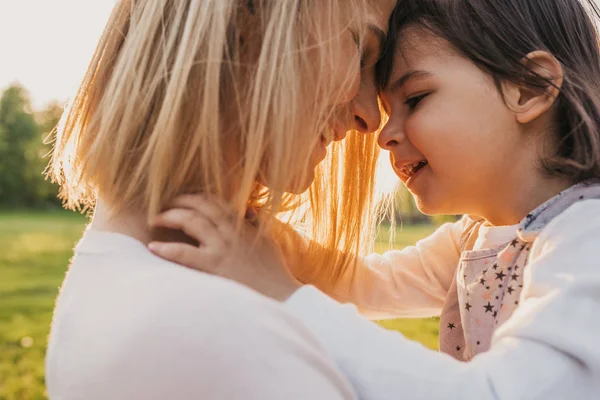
left=330, top=216, right=470, bottom=319
left=285, top=200, right=600, bottom=399
left=46, top=230, right=356, bottom=400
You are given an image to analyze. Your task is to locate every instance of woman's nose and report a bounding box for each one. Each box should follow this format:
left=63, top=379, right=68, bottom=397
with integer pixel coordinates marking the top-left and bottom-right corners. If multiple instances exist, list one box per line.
left=350, top=79, right=381, bottom=134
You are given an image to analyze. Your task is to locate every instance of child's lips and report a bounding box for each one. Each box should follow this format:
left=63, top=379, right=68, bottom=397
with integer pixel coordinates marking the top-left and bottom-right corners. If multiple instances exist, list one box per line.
left=405, top=163, right=428, bottom=188
left=393, top=164, right=411, bottom=183
left=393, top=160, right=428, bottom=183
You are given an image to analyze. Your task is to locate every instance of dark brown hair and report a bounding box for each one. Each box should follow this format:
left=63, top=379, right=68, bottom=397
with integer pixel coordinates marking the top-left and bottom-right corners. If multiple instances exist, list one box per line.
left=379, top=0, right=600, bottom=181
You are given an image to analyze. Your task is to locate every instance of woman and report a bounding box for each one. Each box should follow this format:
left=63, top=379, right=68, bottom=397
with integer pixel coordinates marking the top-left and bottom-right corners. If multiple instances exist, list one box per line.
left=151, top=1, right=600, bottom=399
left=46, top=0, right=396, bottom=398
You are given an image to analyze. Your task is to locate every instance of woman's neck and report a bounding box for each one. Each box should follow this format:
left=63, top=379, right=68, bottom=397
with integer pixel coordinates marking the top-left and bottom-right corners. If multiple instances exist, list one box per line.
left=90, top=200, right=200, bottom=246
left=89, top=200, right=152, bottom=245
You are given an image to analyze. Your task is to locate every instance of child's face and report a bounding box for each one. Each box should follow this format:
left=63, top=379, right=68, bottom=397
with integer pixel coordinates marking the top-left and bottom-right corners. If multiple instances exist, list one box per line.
left=379, top=28, right=532, bottom=219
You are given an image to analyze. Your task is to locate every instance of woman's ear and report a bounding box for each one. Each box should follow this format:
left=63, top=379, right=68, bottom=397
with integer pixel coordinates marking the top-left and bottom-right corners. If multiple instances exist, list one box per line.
left=502, top=50, right=564, bottom=124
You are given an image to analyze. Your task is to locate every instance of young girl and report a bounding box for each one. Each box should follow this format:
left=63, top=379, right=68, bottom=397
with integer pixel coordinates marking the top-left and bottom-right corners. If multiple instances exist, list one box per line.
left=45, top=0, right=397, bottom=398
left=151, top=0, right=600, bottom=398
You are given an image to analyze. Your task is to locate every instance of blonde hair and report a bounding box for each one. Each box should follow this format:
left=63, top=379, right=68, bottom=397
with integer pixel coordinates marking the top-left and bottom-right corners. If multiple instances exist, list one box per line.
left=49, top=0, right=381, bottom=288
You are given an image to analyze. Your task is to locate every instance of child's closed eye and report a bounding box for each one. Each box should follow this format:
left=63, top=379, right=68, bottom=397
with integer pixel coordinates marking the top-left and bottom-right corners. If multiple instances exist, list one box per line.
left=405, top=93, right=430, bottom=111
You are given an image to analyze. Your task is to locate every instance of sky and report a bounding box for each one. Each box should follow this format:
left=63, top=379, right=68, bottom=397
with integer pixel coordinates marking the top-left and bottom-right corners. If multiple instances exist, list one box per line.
left=0, top=1, right=116, bottom=110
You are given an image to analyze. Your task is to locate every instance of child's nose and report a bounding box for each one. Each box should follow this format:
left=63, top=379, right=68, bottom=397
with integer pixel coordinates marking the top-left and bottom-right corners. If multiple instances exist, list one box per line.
left=378, top=118, right=404, bottom=150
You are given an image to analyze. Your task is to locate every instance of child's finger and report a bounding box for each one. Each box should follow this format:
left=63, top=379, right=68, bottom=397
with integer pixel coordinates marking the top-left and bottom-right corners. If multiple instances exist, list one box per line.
left=151, top=208, right=224, bottom=248
left=171, top=195, right=236, bottom=238
left=148, top=242, right=214, bottom=272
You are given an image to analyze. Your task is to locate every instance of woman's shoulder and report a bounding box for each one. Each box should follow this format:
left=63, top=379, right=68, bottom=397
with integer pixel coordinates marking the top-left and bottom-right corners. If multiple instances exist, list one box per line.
left=49, top=232, right=326, bottom=397
left=47, top=279, right=344, bottom=400
left=56, top=229, right=303, bottom=348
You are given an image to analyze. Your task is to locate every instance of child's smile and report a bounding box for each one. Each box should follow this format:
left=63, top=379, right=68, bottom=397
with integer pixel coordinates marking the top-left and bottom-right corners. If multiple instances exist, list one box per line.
left=378, top=27, right=549, bottom=225
left=393, top=158, right=429, bottom=189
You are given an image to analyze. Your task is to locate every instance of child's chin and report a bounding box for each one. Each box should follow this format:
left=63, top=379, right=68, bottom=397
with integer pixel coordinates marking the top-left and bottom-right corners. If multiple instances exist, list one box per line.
left=413, top=195, right=447, bottom=217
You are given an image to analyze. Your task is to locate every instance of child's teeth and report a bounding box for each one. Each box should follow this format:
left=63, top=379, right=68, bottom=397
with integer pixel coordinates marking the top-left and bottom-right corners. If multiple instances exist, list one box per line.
left=403, top=161, right=426, bottom=177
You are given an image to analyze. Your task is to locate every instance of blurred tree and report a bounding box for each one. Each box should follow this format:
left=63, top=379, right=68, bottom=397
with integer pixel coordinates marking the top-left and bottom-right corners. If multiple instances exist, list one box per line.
left=0, top=84, right=63, bottom=208
left=0, top=84, right=39, bottom=207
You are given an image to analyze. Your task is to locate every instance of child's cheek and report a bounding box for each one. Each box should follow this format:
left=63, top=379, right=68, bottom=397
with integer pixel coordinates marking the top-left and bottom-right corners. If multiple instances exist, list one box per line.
left=405, top=110, right=439, bottom=150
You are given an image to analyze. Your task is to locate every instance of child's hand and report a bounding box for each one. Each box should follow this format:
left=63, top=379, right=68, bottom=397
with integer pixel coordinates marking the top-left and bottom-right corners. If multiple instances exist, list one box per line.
left=148, top=195, right=301, bottom=301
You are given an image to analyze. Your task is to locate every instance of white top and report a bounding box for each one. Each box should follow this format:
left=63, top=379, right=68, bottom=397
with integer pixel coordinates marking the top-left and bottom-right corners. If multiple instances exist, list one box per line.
left=285, top=200, right=600, bottom=399
left=46, top=230, right=356, bottom=400
left=321, top=218, right=526, bottom=320
left=322, top=216, right=470, bottom=319
left=472, top=222, right=519, bottom=250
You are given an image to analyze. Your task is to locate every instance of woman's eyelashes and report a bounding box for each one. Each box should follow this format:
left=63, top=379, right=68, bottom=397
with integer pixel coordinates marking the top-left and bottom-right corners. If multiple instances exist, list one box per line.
left=350, top=30, right=369, bottom=70
left=359, top=42, right=379, bottom=69
left=404, top=92, right=430, bottom=111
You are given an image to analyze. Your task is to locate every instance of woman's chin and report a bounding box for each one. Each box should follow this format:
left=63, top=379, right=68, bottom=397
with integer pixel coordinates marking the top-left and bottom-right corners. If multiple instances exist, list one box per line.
left=286, top=173, right=316, bottom=195
left=262, top=171, right=315, bottom=195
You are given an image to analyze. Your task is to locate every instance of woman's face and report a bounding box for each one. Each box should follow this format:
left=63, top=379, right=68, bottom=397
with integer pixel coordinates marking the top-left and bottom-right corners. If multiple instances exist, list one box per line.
left=294, top=0, right=397, bottom=193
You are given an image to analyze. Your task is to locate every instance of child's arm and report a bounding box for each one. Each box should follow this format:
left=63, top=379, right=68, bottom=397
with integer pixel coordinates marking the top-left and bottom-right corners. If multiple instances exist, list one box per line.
left=284, top=200, right=600, bottom=399
left=332, top=220, right=466, bottom=319
left=278, top=218, right=469, bottom=320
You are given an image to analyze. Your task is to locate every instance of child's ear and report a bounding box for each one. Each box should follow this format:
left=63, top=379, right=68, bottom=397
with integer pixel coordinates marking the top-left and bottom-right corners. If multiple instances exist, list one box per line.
left=502, top=50, right=564, bottom=124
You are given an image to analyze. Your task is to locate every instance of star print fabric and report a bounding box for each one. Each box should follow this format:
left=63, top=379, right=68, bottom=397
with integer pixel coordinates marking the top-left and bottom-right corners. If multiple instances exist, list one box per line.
left=439, top=180, right=600, bottom=361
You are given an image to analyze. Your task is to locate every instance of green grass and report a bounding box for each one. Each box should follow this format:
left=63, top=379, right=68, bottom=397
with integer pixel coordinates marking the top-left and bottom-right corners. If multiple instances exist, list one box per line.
left=0, top=211, right=88, bottom=400
left=373, top=223, right=440, bottom=350
left=374, top=223, right=438, bottom=254
left=0, top=212, right=439, bottom=399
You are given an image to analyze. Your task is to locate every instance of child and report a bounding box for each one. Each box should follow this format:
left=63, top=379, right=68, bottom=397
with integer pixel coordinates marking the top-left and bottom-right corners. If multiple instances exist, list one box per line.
left=150, top=0, right=600, bottom=398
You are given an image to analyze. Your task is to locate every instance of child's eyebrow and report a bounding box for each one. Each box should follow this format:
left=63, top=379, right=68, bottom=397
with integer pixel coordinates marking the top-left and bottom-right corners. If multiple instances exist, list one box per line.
left=386, top=70, right=433, bottom=91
